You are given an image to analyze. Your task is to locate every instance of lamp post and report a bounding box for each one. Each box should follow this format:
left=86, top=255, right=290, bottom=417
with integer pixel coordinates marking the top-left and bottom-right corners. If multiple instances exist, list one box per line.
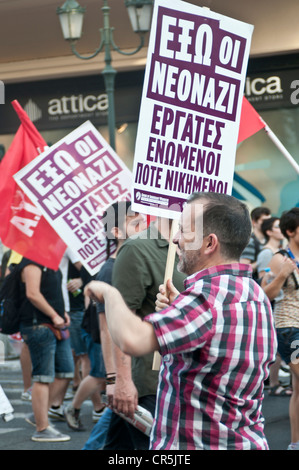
left=57, top=0, right=153, bottom=150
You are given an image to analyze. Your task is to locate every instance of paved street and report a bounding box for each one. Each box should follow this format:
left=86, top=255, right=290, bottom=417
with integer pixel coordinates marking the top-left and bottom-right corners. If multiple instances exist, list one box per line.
left=0, top=359, right=97, bottom=450
left=0, top=357, right=292, bottom=451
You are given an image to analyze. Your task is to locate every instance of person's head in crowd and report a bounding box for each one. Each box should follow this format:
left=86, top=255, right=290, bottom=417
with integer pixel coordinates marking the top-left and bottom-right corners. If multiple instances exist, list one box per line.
left=279, top=208, right=299, bottom=241
left=173, top=191, right=252, bottom=275
left=250, top=207, right=271, bottom=232
left=102, top=200, right=146, bottom=259
left=261, top=217, right=284, bottom=243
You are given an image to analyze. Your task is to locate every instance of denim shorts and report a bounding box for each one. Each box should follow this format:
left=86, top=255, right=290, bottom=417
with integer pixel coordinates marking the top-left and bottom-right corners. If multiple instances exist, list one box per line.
left=69, top=310, right=87, bottom=356
left=81, top=329, right=106, bottom=378
left=276, top=327, right=299, bottom=365
left=20, top=324, right=74, bottom=383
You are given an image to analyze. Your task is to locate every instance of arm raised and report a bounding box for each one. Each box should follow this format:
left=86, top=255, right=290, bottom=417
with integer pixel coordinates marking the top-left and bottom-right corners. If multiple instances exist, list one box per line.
left=85, top=281, right=159, bottom=357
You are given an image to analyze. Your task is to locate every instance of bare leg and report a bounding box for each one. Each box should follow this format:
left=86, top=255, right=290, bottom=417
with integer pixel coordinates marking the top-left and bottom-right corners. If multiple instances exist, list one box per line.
left=49, top=378, right=71, bottom=408
left=20, top=343, right=32, bottom=392
left=72, top=376, right=105, bottom=410
left=31, top=382, right=49, bottom=431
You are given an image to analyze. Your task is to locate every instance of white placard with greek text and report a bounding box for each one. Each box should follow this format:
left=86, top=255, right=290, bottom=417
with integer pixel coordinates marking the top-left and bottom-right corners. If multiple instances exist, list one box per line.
left=131, top=0, right=254, bottom=219
left=14, top=121, right=132, bottom=275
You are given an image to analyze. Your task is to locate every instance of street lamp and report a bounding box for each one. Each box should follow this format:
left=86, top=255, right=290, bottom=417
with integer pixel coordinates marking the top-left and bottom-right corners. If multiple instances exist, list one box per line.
left=57, top=0, right=153, bottom=150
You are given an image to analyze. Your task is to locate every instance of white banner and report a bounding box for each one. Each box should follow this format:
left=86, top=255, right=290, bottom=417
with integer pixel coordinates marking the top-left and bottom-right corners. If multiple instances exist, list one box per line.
left=14, top=121, right=132, bottom=275
left=131, top=0, right=254, bottom=219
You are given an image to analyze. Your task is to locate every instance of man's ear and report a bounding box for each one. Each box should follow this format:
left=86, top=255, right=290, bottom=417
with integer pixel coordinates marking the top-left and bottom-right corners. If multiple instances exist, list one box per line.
left=111, top=227, right=124, bottom=240
left=204, top=234, right=218, bottom=253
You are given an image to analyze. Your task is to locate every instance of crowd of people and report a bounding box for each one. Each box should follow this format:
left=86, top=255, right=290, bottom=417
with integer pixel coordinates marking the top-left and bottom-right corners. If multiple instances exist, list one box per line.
left=0, top=193, right=299, bottom=450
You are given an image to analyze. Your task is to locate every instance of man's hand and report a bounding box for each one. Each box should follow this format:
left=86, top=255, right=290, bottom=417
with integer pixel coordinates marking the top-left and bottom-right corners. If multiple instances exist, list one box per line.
left=112, top=376, right=138, bottom=420
left=155, top=279, right=179, bottom=311
left=84, top=281, right=111, bottom=303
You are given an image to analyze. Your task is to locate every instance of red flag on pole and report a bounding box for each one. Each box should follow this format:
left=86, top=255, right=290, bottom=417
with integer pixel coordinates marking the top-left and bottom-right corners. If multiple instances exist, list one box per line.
left=237, top=97, right=266, bottom=144
left=0, top=100, right=66, bottom=270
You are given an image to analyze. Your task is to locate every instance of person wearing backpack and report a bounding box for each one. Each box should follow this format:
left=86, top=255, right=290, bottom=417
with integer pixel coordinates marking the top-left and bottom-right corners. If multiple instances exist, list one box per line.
left=256, top=217, right=292, bottom=398
left=266, top=208, right=299, bottom=450
left=19, top=257, right=74, bottom=442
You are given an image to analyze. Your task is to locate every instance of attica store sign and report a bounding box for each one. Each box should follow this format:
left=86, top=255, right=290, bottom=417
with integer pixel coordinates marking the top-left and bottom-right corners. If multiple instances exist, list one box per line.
left=0, top=71, right=144, bottom=134
left=1, top=68, right=299, bottom=134
left=244, top=69, right=299, bottom=110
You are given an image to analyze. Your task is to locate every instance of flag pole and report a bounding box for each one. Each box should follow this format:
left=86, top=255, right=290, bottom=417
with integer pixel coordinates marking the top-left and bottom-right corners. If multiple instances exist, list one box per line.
left=263, top=123, right=299, bottom=174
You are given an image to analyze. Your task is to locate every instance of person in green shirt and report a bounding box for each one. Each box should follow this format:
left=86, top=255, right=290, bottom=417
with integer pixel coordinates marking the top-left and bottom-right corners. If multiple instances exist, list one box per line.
left=102, top=216, right=185, bottom=450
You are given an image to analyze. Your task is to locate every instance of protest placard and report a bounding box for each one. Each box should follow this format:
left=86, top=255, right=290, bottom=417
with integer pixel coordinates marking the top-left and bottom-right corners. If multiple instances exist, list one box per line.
left=131, top=0, right=254, bottom=219
left=14, top=121, right=132, bottom=275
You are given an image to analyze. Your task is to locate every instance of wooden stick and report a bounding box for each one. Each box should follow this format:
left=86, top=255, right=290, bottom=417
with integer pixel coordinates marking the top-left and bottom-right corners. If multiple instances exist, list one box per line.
left=152, top=219, right=179, bottom=370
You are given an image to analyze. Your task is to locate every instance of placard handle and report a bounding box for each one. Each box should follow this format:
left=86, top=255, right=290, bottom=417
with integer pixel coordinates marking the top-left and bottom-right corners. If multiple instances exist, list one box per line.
left=152, top=219, right=179, bottom=370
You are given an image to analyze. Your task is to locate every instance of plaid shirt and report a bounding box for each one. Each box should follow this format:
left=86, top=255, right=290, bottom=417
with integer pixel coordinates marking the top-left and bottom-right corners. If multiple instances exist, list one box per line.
left=145, top=263, right=277, bottom=450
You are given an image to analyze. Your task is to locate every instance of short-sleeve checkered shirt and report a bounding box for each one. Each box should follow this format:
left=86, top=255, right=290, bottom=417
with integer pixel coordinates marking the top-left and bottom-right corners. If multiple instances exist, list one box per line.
left=145, top=263, right=277, bottom=450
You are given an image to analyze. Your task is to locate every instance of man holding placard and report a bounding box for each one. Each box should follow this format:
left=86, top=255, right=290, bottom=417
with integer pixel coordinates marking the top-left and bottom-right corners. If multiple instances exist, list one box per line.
left=85, top=192, right=277, bottom=450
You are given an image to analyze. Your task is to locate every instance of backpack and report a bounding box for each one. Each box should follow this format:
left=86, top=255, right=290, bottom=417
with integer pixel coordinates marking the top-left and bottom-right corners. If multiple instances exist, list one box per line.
left=0, top=264, right=22, bottom=335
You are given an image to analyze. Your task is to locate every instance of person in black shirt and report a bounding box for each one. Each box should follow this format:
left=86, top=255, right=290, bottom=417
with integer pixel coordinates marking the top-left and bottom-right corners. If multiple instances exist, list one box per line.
left=20, top=258, right=74, bottom=442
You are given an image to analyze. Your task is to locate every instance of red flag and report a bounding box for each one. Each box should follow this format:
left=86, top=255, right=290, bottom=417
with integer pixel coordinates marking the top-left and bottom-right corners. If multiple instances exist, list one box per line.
left=237, top=97, right=266, bottom=144
left=0, top=100, right=66, bottom=270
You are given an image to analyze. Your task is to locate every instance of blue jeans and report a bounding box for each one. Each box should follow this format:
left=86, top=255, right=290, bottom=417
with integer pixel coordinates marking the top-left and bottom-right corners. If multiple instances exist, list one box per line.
left=103, top=395, right=156, bottom=450
left=20, top=324, right=74, bottom=383
left=69, top=310, right=87, bottom=356
left=81, top=329, right=106, bottom=378
left=82, top=407, right=112, bottom=450
left=276, top=327, right=299, bottom=365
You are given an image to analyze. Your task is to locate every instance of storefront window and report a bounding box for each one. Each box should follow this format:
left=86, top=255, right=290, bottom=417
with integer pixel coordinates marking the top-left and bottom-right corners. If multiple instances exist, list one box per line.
left=235, top=107, right=299, bottom=215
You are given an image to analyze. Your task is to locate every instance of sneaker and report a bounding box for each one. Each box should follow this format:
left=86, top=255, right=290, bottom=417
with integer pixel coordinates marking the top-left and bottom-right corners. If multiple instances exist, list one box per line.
left=288, top=441, right=299, bottom=450
left=25, top=413, right=36, bottom=427
left=92, top=407, right=106, bottom=422
left=31, top=425, right=70, bottom=442
left=48, top=405, right=65, bottom=421
left=26, top=412, right=57, bottom=428
left=21, top=388, right=32, bottom=401
left=64, top=405, right=85, bottom=431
